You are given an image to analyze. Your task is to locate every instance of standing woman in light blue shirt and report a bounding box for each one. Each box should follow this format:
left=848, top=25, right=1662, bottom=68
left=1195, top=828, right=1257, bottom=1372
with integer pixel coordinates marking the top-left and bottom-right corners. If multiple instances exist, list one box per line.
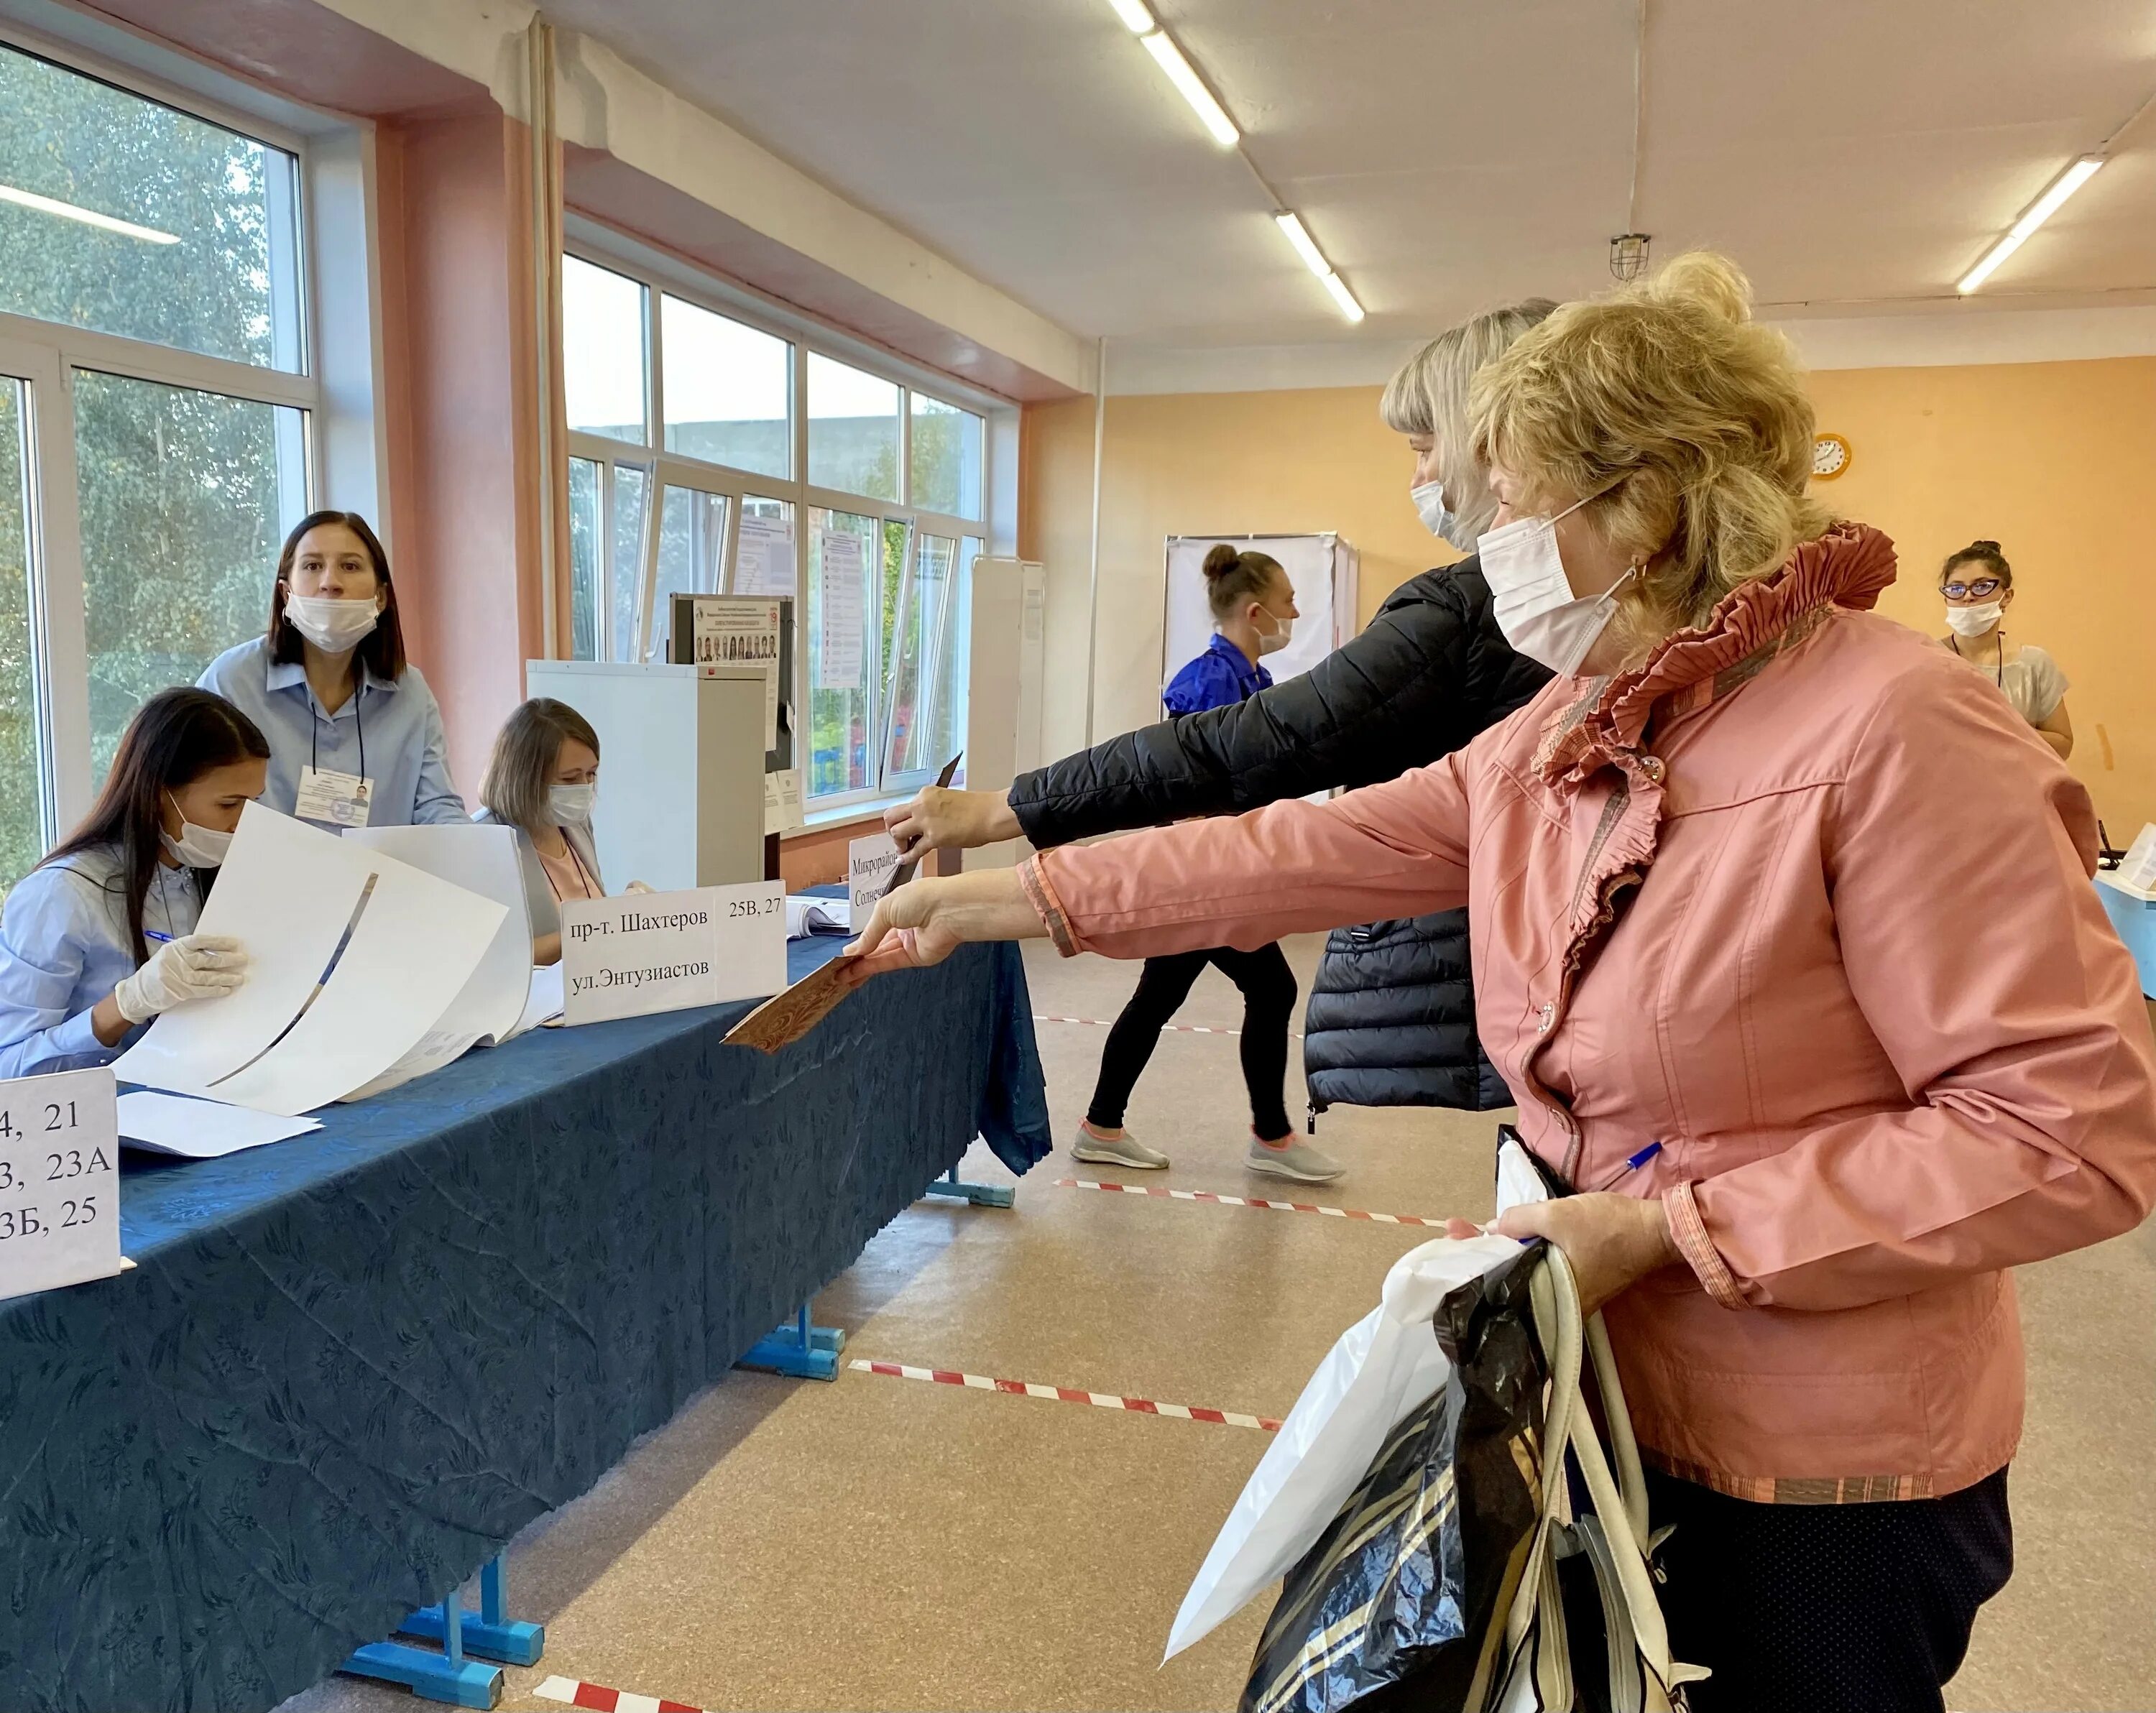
left=198, top=510, right=467, bottom=830
left=0, top=688, right=266, bottom=1079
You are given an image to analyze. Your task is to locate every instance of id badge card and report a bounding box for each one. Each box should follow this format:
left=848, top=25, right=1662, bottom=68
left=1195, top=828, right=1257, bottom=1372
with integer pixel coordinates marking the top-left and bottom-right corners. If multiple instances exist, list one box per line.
left=295, top=765, right=374, bottom=828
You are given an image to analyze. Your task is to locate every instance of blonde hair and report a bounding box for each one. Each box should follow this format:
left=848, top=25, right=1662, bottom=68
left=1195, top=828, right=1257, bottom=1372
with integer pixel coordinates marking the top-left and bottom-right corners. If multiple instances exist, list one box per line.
left=1381, top=298, right=1557, bottom=540
left=481, top=698, right=599, bottom=833
left=1469, top=254, right=1831, bottom=634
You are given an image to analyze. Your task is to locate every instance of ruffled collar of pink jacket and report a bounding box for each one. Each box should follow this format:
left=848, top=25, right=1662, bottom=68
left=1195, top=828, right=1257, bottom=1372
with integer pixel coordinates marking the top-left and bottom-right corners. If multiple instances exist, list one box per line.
left=1534, top=521, right=1899, bottom=790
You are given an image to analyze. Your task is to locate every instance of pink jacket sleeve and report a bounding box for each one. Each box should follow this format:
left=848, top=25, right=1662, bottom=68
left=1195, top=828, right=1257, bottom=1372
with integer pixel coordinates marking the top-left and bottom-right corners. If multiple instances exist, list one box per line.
left=1672, top=658, right=2156, bottom=1313
left=1020, top=755, right=1474, bottom=961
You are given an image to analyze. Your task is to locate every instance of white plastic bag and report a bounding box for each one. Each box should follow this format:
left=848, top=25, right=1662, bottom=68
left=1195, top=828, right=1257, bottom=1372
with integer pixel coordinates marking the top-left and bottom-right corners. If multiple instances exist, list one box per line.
left=1165, top=1137, right=1554, bottom=1661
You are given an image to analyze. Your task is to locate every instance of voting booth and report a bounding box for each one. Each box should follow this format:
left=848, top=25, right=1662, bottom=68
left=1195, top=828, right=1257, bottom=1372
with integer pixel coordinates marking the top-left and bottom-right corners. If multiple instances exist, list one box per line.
left=525, top=660, right=767, bottom=892
left=1162, top=532, right=1360, bottom=690
left=961, top=555, right=1049, bottom=869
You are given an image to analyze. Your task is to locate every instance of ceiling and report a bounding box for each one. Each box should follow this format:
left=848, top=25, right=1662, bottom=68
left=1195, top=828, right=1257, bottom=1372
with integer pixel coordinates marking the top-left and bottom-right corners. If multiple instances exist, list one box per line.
left=539, top=0, right=2156, bottom=355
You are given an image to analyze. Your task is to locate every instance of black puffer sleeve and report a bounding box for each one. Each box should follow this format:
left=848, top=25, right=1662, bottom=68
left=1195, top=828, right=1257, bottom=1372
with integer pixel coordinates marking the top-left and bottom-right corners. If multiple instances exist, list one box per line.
left=1009, top=556, right=1549, bottom=849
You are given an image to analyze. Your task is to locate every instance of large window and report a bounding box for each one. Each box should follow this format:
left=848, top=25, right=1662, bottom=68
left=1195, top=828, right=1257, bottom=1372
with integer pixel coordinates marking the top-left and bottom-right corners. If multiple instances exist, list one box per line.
left=0, top=40, right=318, bottom=889
left=562, top=243, right=994, bottom=808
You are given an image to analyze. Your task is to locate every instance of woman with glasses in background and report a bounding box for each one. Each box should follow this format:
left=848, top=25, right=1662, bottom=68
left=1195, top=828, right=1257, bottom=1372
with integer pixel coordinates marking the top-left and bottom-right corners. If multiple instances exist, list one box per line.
left=1940, top=540, right=2072, bottom=759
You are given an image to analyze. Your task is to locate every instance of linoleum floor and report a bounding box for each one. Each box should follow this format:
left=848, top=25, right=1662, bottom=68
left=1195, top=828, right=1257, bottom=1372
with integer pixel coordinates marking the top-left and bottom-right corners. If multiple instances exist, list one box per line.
left=282, top=936, right=2156, bottom=1712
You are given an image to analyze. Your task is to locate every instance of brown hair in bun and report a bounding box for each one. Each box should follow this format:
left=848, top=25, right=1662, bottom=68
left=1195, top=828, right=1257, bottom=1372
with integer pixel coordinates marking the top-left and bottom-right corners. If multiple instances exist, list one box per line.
left=1201, top=542, right=1286, bottom=621
left=1940, top=540, right=2012, bottom=588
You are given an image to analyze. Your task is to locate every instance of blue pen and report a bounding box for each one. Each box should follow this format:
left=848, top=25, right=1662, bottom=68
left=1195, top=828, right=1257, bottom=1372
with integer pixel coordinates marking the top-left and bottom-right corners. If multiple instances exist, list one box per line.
left=1592, top=1140, right=1663, bottom=1191
left=144, top=931, right=174, bottom=944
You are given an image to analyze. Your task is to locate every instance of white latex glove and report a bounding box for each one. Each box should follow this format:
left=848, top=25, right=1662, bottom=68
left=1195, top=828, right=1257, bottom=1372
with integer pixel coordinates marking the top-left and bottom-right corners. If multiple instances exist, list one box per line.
left=625, top=879, right=655, bottom=895
left=113, top=934, right=249, bottom=1025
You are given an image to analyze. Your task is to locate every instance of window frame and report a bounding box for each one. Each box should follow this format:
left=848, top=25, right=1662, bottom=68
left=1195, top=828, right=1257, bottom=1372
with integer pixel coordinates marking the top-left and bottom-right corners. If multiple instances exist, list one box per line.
left=0, top=26, right=329, bottom=848
left=562, top=219, right=1009, bottom=813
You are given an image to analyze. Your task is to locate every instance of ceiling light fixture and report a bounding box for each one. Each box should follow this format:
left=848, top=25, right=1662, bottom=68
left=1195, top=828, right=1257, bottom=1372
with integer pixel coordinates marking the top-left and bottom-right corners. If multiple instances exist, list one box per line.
left=1273, top=211, right=1365, bottom=323
left=1956, top=155, right=2104, bottom=295
left=0, top=182, right=178, bottom=244
left=1138, top=28, right=1238, bottom=147
left=1105, top=0, right=1156, bottom=32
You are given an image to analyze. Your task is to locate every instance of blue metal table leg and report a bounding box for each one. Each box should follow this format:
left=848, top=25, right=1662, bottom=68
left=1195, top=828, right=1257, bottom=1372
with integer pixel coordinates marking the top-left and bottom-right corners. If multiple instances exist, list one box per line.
left=739, top=1298, right=843, bottom=1380
left=344, top=1577, right=501, bottom=1708
left=400, top=1553, right=546, bottom=1667
left=923, top=1160, right=1015, bottom=1209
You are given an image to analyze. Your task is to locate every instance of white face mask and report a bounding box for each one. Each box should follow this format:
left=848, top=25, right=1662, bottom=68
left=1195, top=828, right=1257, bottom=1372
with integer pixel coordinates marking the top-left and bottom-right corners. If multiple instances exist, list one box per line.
left=1945, top=601, right=2004, bottom=638
left=1253, top=604, right=1294, bottom=656
left=162, top=791, right=234, bottom=869
left=1477, top=491, right=1631, bottom=678
left=548, top=782, right=596, bottom=825
left=1411, top=479, right=1455, bottom=542
left=284, top=594, right=381, bottom=654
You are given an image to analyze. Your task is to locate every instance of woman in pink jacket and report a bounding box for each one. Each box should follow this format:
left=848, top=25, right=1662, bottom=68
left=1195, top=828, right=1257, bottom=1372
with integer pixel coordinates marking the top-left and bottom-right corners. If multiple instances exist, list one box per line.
left=844, top=254, right=2156, bottom=1712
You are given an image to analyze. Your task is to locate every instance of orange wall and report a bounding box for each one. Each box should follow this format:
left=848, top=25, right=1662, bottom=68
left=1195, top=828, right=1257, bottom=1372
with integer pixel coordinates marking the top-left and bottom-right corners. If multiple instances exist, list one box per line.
left=1022, top=386, right=1450, bottom=755
left=1806, top=358, right=2156, bottom=837
left=1027, top=359, right=2156, bottom=835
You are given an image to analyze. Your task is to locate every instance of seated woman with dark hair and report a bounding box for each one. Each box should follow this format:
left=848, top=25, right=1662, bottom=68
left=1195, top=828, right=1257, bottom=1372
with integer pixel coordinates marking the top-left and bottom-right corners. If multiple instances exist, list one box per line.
left=0, top=688, right=268, bottom=1077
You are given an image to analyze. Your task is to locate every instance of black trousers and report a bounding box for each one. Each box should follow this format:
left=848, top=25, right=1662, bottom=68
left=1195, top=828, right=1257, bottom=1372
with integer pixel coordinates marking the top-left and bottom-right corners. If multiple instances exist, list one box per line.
left=1649, top=1466, right=2013, bottom=1712
left=1085, top=943, right=1297, bottom=1140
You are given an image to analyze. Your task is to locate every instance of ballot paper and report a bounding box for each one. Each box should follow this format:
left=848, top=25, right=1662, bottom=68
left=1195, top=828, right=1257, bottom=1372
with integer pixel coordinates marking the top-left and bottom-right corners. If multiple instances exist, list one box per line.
left=735, top=511, right=796, bottom=598
left=722, top=953, right=857, bottom=1055
left=116, top=804, right=507, bottom=1117
left=338, top=825, right=535, bottom=1099
left=117, top=1091, right=321, bottom=1159
left=786, top=895, right=850, bottom=938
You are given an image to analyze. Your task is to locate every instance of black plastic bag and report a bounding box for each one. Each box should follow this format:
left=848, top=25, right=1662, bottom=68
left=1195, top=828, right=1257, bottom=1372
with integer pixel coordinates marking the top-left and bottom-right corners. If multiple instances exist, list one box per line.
left=1240, top=1243, right=1549, bottom=1713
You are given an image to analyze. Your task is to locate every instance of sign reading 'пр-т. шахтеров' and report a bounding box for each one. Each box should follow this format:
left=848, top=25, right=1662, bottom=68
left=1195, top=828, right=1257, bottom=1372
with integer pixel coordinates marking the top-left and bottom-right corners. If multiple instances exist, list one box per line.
left=560, top=882, right=786, bottom=1025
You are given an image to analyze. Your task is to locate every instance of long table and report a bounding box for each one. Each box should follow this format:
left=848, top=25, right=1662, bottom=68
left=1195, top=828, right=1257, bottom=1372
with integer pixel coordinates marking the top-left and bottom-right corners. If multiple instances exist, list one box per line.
left=0, top=936, right=1049, bottom=1712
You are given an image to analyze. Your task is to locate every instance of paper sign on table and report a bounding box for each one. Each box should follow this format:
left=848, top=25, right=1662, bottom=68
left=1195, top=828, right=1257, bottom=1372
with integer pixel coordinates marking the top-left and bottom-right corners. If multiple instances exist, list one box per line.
left=116, top=1091, right=321, bottom=1159
left=848, top=832, right=901, bottom=928
left=560, top=881, right=787, bottom=1026
left=0, top=1068, right=120, bottom=1304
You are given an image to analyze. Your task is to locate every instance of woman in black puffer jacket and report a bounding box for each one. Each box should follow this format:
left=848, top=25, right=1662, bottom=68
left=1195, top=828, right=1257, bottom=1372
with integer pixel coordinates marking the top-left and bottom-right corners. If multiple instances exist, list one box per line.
left=885, top=300, right=1554, bottom=1132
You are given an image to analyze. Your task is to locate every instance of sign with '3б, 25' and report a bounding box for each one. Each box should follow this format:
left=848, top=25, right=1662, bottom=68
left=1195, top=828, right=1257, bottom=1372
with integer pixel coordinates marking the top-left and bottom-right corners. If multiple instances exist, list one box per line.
left=0, top=1067, right=121, bottom=1306
left=560, top=882, right=788, bottom=1025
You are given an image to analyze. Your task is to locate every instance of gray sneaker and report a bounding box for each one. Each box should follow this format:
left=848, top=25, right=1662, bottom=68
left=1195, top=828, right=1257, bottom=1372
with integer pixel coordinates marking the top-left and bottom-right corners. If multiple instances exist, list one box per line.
left=1246, top=1135, right=1345, bottom=1184
left=1072, top=1125, right=1171, bottom=1171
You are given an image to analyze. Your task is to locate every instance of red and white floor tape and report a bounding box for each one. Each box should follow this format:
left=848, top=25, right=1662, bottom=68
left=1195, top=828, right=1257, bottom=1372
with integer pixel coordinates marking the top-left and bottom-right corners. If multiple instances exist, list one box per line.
left=1058, top=1176, right=1443, bottom=1227
left=1034, top=1013, right=1302, bottom=1040
left=848, top=1358, right=1281, bottom=1432
left=535, top=1674, right=703, bottom=1713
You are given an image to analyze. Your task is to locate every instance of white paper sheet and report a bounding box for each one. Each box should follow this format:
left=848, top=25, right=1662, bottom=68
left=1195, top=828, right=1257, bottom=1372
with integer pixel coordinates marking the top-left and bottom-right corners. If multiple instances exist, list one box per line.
left=116, top=1091, right=321, bottom=1158
left=209, top=857, right=506, bottom=1117
left=114, top=804, right=369, bottom=1095
left=816, top=530, right=866, bottom=688
left=344, top=825, right=533, bottom=1043
left=735, top=512, right=796, bottom=597
left=786, top=895, right=849, bottom=939
left=513, top=961, right=566, bottom=1034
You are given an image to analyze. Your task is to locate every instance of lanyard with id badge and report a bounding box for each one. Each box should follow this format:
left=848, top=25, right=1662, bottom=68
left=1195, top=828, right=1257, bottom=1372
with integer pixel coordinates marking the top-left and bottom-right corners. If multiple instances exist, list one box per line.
left=295, top=691, right=374, bottom=829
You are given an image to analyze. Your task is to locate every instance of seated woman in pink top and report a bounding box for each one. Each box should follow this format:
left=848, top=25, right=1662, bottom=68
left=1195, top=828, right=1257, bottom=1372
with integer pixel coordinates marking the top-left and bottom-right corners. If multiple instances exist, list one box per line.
left=842, top=254, right=2156, bottom=1712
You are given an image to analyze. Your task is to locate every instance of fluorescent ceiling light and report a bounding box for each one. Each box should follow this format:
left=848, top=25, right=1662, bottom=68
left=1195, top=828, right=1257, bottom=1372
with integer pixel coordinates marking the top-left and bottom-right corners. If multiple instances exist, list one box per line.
left=1274, top=212, right=1331, bottom=278
left=0, top=182, right=178, bottom=244
left=1321, top=269, right=1366, bottom=323
left=1140, top=30, right=1238, bottom=147
left=1957, top=155, right=2104, bottom=295
left=1106, top=0, right=1156, bottom=32
left=1273, top=211, right=1364, bottom=322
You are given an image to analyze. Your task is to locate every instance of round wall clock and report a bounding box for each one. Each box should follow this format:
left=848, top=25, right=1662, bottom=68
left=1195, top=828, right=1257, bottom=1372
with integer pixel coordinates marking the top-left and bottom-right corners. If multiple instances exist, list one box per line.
left=1812, top=431, right=1852, bottom=481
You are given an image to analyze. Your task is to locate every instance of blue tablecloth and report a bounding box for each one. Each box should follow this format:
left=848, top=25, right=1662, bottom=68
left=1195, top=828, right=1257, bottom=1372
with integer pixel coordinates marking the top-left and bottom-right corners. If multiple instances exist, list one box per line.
left=0, top=936, right=1048, bottom=1712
